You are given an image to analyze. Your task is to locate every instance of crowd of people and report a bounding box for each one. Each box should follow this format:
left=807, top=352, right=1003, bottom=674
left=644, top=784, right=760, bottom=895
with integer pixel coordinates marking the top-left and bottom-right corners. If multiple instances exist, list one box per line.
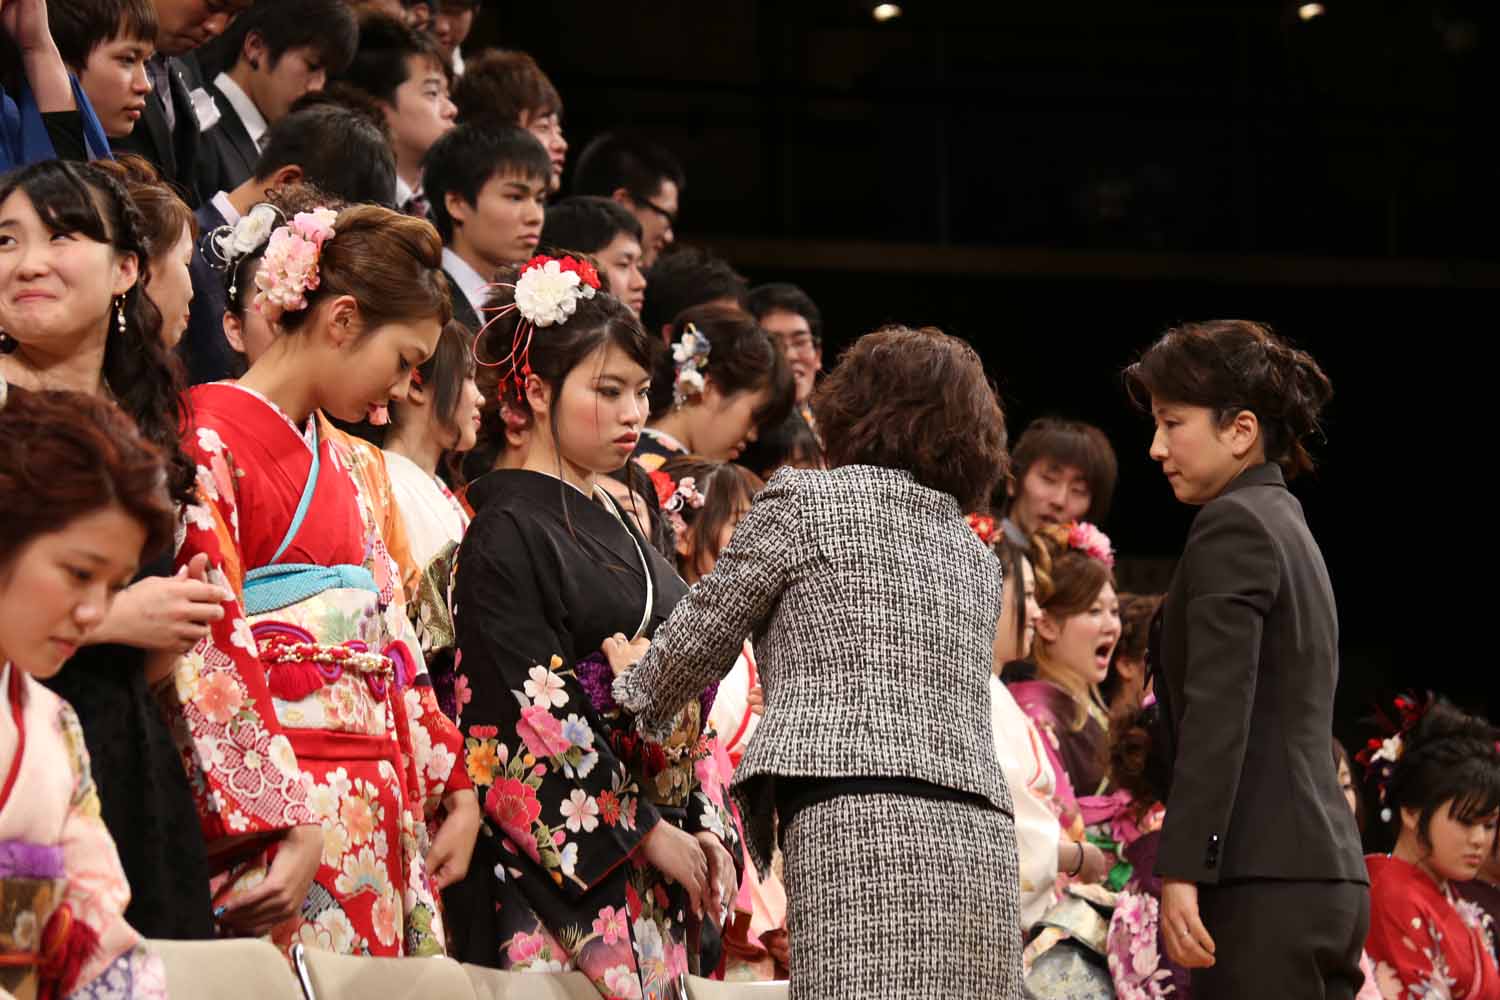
left=1, top=2, right=1498, bottom=999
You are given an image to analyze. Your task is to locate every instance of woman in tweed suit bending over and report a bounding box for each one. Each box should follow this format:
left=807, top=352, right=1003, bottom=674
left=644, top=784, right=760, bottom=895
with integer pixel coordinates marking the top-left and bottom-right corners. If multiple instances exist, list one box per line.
left=612, top=325, right=1023, bottom=999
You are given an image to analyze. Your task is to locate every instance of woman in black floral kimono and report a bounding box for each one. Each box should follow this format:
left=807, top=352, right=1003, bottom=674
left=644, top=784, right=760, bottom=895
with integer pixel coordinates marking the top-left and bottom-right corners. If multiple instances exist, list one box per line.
left=446, top=257, right=740, bottom=1000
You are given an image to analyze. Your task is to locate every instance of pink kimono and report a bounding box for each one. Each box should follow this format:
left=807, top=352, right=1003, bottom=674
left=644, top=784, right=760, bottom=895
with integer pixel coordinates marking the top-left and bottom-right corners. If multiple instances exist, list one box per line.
left=0, top=664, right=166, bottom=999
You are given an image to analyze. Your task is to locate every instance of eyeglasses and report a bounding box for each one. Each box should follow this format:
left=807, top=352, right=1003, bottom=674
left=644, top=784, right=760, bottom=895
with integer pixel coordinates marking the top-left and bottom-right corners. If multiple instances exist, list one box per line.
left=634, top=195, right=678, bottom=229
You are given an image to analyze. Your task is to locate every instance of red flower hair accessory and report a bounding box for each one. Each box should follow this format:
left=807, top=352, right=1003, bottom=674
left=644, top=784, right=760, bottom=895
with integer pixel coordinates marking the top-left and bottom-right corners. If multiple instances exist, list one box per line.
left=1356, top=691, right=1433, bottom=823
left=475, top=255, right=603, bottom=393
left=648, top=470, right=706, bottom=538
left=967, top=513, right=999, bottom=546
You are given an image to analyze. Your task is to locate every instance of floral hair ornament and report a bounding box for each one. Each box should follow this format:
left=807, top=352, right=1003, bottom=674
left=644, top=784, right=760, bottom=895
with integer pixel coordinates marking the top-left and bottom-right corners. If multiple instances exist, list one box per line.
left=252, top=207, right=339, bottom=323
left=474, top=255, right=601, bottom=392
left=966, top=513, right=999, bottom=546
left=649, top=470, right=706, bottom=538
left=671, top=323, right=712, bottom=408
left=1038, top=520, right=1115, bottom=568
left=1356, top=691, right=1433, bottom=824
left=206, top=202, right=283, bottom=300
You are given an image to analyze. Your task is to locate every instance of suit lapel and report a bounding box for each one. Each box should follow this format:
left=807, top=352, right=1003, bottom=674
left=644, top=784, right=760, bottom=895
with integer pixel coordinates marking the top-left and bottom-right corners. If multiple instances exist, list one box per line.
left=442, top=269, right=482, bottom=334
left=209, top=85, right=260, bottom=179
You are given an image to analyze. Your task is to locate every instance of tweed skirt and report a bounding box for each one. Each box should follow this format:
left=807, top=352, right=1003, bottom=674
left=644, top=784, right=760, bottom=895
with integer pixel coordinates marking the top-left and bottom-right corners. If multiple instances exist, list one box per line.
left=781, top=791, right=1023, bottom=1000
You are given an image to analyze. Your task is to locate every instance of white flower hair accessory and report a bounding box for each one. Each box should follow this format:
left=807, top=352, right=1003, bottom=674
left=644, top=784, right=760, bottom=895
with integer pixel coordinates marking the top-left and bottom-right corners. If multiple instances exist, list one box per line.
left=206, top=202, right=283, bottom=299
left=671, top=323, right=712, bottom=407
left=474, top=255, right=603, bottom=393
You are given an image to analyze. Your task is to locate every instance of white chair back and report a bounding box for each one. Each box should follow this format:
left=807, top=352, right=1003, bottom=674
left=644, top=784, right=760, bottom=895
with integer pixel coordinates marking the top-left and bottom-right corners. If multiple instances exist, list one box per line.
left=149, top=938, right=304, bottom=1000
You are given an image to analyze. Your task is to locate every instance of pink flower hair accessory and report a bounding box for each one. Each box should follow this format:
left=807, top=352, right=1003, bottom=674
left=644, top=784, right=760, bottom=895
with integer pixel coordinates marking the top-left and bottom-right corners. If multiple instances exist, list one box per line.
left=252, top=207, right=339, bottom=323
left=1039, top=520, right=1116, bottom=567
left=1067, top=521, right=1115, bottom=568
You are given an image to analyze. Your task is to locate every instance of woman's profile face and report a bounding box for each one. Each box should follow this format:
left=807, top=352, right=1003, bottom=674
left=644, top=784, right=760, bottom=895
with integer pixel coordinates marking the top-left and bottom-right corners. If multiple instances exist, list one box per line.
left=1147, top=399, right=1244, bottom=505
left=1041, top=581, right=1121, bottom=689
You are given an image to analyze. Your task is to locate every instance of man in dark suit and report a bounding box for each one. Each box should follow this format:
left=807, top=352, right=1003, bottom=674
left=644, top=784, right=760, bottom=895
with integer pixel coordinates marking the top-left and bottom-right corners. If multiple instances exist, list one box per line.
left=110, top=0, right=254, bottom=204
left=1131, top=321, right=1367, bottom=999
left=193, top=0, right=357, bottom=198
left=422, top=124, right=551, bottom=337
left=181, top=102, right=396, bottom=384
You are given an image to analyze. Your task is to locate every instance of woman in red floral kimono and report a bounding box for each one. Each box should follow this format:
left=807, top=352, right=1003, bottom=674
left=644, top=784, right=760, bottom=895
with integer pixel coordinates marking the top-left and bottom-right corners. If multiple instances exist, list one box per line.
left=446, top=259, right=740, bottom=1000
left=164, top=204, right=478, bottom=957
left=1363, top=701, right=1500, bottom=1000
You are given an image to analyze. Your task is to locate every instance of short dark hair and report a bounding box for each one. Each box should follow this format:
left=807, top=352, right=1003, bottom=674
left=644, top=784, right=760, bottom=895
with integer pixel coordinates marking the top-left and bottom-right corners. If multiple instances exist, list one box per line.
left=218, top=0, right=359, bottom=78
left=1384, top=701, right=1500, bottom=850
left=1124, top=319, right=1334, bottom=480
left=48, top=0, right=156, bottom=70
left=747, top=282, right=822, bottom=346
left=253, top=104, right=397, bottom=208
left=573, top=130, right=685, bottom=203
left=640, top=244, right=746, bottom=336
left=1110, top=703, right=1173, bottom=813
left=540, top=196, right=642, bottom=258
left=452, top=49, right=562, bottom=129
left=288, top=82, right=392, bottom=142
left=814, top=325, right=1009, bottom=512
left=422, top=124, right=550, bottom=243
left=1009, top=418, right=1119, bottom=522
left=337, top=11, right=444, bottom=105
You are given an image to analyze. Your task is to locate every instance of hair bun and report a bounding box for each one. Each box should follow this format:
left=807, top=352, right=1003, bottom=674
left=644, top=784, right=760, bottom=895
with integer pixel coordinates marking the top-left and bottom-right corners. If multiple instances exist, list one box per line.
left=1406, top=701, right=1498, bottom=756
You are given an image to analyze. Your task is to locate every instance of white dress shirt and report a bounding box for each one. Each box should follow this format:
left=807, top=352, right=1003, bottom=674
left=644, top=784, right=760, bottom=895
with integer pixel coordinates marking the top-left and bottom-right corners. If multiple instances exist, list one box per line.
left=441, top=247, right=492, bottom=321
left=212, top=72, right=269, bottom=151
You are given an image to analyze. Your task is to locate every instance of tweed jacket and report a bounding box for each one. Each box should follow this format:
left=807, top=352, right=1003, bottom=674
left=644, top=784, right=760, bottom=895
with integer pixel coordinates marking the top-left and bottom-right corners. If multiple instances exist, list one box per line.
left=1152, top=462, right=1367, bottom=886
left=614, top=464, right=1014, bottom=871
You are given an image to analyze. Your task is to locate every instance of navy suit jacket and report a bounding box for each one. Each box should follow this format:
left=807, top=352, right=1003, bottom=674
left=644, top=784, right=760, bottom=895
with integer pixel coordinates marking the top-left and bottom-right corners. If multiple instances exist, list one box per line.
left=179, top=201, right=240, bottom=385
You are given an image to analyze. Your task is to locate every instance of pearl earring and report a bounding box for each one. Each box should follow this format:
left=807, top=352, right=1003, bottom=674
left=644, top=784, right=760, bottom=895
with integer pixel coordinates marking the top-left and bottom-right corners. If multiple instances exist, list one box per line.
left=115, top=295, right=127, bottom=335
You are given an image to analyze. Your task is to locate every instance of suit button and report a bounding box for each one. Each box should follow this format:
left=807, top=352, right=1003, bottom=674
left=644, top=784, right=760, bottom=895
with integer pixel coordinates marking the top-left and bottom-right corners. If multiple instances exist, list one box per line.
left=1206, top=833, right=1221, bottom=868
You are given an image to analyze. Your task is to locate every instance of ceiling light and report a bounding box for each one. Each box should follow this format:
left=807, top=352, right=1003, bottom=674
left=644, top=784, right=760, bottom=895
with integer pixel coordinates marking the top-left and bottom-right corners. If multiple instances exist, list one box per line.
left=872, top=4, right=902, bottom=22
left=1297, top=3, right=1325, bottom=21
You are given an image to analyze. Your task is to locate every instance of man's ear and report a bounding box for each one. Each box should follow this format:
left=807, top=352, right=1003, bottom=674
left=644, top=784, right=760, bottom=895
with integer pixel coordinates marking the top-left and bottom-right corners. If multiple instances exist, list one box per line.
left=267, top=164, right=304, bottom=190
left=445, top=190, right=472, bottom=229
left=242, top=30, right=268, bottom=73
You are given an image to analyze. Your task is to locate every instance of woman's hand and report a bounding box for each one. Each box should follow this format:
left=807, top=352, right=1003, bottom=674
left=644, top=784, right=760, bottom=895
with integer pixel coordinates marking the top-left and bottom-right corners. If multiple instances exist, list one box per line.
left=425, top=789, right=481, bottom=891
left=694, top=831, right=738, bottom=929
left=91, top=553, right=231, bottom=653
left=217, top=824, right=322, bottom=937
left=1060, top=840, right=1110, bottom=884
left=1161, top=878, right=1216, bottom=969
left=640, top=821, right=709, bottom=917
left=602, top=632, right=650, bottom=677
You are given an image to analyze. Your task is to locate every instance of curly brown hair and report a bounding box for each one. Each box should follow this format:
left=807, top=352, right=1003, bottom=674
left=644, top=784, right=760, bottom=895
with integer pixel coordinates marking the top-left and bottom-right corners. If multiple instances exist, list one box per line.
left=813, top=326, right=1007, bottom=512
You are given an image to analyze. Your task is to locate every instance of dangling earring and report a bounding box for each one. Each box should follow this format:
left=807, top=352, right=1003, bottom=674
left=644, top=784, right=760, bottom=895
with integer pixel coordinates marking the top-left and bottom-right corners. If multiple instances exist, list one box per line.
left=114, top=295, right=127, bottom=335
left=0, top=330, right=15, bottom=354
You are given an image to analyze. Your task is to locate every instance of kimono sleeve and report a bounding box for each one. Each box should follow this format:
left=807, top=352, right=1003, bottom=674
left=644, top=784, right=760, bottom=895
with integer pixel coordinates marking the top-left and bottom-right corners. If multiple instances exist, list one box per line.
left=54, top=703, right=149, bottom=995
left=162, top=425, right=316, bottom=845
left=614, top=473, right=808, bottom=741
left=454, top=510, right=663, bottom=901
left=684, top=727, right=744, bottom=873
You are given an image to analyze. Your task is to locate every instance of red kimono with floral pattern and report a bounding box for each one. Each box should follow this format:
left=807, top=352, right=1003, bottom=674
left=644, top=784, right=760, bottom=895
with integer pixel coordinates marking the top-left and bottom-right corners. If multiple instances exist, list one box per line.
left=163, top=383, right=469, bottom=958
left=1367, top=854, right=1500, bottom=1000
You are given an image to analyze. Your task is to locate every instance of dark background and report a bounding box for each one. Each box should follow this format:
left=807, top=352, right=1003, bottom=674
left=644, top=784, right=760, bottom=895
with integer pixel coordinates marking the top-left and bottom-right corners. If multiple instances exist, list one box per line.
left=469, top=1, right=1493, bottom=736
